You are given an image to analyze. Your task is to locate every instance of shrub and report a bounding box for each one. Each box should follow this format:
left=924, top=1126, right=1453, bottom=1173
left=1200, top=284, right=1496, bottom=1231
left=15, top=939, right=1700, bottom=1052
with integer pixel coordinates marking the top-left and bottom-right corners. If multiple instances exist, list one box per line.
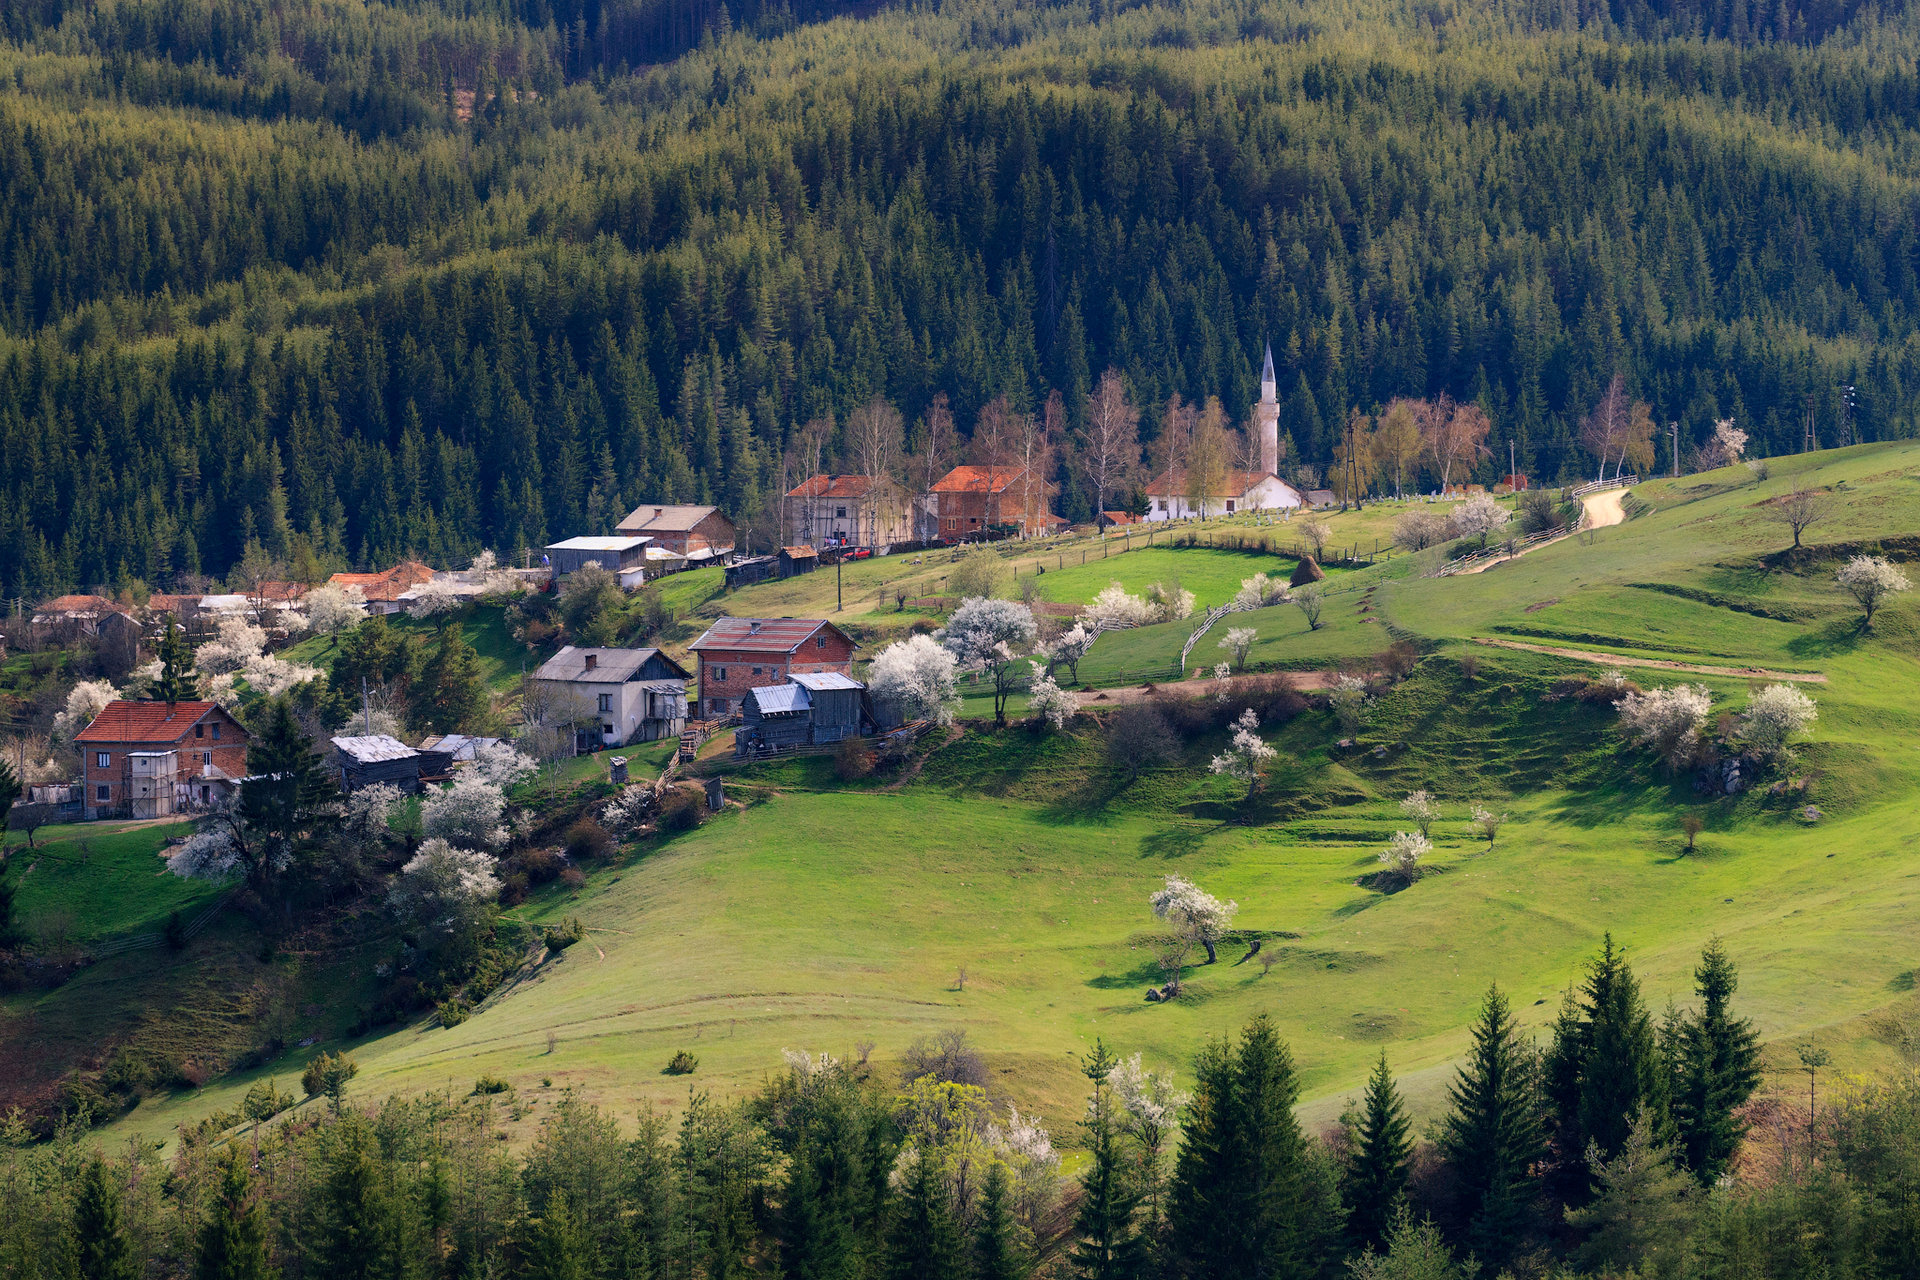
left=665, top=1050, right=699, bottom=1075
left=543, top=917, right=584, bottom=952
left=438, top=998, right=471, bottom=1027
left=558, top=865, right=586, bottom=889
left=833, top=737, right=875, bottom=780
left=660, top=791, right=704, bottom=833
left=1105, top=703, right=1178, bottom=778
left=518, top=846, right=564, bottom=885
left=472, top=1075, right=509, bottom=1095
left=564, top=818, right=613, bottom=862
left=1379, top=641, right=1419, bottom=682
left=948, top=546, right=1010, bottom=600
left=1517, top=488, right=1566, bottom=535
left=1743, top=684, right=1817, bottom=761
left=1616, top=684, right=1713, bottom=771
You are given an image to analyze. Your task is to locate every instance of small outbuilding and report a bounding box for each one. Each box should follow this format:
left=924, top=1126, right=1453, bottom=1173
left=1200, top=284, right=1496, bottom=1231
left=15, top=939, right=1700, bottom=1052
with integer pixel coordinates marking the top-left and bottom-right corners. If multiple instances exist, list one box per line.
left=777, top=545, right=819, bottom=577
left=734, top=672, right=869, bottom=756
left=546, top=536, right=651, bottom=583
left=725, top=556, right=779, bottom=589
left=331, top=735, right=455, bottom=793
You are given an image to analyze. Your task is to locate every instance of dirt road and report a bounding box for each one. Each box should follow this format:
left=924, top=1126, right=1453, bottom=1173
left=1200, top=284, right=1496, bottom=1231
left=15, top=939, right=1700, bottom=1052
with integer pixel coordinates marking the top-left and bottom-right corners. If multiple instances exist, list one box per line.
left=1469, top=637, right=1827, bottom=683
left=1457, top=485, right=1629, bottom=574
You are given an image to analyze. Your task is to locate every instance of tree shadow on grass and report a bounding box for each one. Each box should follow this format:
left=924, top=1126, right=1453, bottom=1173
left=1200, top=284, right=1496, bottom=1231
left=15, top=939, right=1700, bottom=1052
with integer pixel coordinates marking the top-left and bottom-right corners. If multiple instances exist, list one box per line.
left=1137, top=824, right=1211, bottom=860
left=1785, top=617, right=1865, bottom=659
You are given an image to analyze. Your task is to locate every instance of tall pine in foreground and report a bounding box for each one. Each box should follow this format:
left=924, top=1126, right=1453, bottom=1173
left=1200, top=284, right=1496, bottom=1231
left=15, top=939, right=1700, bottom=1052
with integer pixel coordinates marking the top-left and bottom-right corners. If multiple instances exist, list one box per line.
left=973, top=1163, right=1027, bottom=1280
left=1669, top=939, right=1763, bottom=1186
left=1545, top=934, right=1670, bottom=1198
left=1167, top=1014, right=1338, bottom=1279
left=195, top=1152, right=273, bottom=1280
left=885, top=1155, right=962, bottom=1280
left=1439, top=985, right=1544, bottom=1267
left=1072, top=1040, right=1144, bottom=1280
left=154, top=617, right=196, bottom=706
left=1340, top=1053, right=1413, bottom=1254
left=73, top=1160, right=138, bottom=1280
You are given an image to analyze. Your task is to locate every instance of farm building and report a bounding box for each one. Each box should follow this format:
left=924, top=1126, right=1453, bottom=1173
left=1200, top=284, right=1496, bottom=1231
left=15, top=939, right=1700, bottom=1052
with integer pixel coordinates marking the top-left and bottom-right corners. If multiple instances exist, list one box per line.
left=779, top=545, right=819, bottom=575
left=725, top=556, right=778, bottom=589
left=546, top=536, right=651, bottom=588
left=925, top=465, right=1063, bottom=540
left=688, top=617, right=858, bottom=717
left=1305, top=489, right=1337, bottom=508
left=614, top=504, right=736, bottom=561
left=734, top=672, right=869, bottom=756
left=331, top=735, right=455, bottom=793
left=417, top=734, right=506, bottom=764
left=1143, top=470, right=1304, bottom=521
left=328, top=562, right=435, bottom=615
left=785, top=474, right=915, bottom=547
left=530, top=646, right=691, bottom=750
left=74, top=699, right=251, bottom=819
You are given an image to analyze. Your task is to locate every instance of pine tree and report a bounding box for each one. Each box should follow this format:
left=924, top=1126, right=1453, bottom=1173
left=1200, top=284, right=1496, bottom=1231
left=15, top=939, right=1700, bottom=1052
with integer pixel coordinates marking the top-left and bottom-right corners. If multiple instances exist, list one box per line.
left=778, top=1132, right=856, bottom=1280
left=308, top=1120, right=390, bottom=1280
left=409, top=623, right=485, bottom=733
left=1439, top=985, right=1544, bottom=1267
left=1545, top=935, right=1671, bottom=1193
left=1072, top=1041, right=1144, bottom=1280
left=884, top=1156, right=962, bottom=1280
left=1341, top=1053, right=1413, bottom=1254
left=195, top=1152, right=274, bottom=1280
left=519, top=1192, right=586, bottom=1280
left=72, top=1160, right=138, bottom=1280
left=972, top=1163, right=1026, bottom=1280
left=1671, top=939, right=1762, bottom=1185
left=154, top=616, right=196, bottom=706
left=1563, top=1108, right=1695, bottom=1272
left=235, top=695, right=338, bottom=904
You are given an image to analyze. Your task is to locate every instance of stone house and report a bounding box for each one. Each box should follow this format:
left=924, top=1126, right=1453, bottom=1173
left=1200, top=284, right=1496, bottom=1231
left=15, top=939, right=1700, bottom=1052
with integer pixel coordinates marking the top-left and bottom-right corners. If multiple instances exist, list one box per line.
left=925, top=465, right=1063, bottom=540
left=614, top=505, right=736, bottom=563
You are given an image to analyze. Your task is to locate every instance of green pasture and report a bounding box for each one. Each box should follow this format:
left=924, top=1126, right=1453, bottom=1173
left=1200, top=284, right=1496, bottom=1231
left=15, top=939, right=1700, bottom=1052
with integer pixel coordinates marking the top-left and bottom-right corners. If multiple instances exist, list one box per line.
left=283, top=603, right=531, bottom=692
left=70, top=441, right=1920, bottom=1148
left=7, top=819, right=209, bottom=943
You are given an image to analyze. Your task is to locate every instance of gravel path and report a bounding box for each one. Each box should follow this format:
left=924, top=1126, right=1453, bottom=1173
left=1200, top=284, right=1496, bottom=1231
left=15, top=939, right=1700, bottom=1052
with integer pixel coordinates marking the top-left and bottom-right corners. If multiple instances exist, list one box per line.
left=1469, top=637, right=1828, bottom=683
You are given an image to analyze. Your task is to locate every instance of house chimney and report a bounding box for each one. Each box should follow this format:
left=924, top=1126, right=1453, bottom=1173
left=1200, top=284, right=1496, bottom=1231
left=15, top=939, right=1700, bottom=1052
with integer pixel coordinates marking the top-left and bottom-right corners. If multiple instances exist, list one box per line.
left=585, top=653, right=597, bottom=671
left=748, top=621, right=761, bottom=634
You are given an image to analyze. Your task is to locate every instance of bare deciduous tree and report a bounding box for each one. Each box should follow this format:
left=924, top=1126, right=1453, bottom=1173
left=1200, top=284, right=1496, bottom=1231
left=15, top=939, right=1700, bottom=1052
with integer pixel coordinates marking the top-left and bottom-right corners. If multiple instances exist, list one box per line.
left=847, top=397, right=905, bottom=545
left=1184, top=397, right=1231, bottom=519
left=1580, top=375, right=1633, bottom=484
left=1377, top=398, right=1424, bottom=498
left=1080, top=369, right=1140, bottom=518
left=1105, top=702, right=1177, bottom=780
left=1766, top=482, right=1833, bottom=549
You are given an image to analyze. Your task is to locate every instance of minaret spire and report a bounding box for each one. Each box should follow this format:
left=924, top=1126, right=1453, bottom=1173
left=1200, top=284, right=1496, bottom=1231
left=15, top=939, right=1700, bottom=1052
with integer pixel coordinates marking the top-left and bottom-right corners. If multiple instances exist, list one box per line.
left=1256, top=341, right=1280, bottom=476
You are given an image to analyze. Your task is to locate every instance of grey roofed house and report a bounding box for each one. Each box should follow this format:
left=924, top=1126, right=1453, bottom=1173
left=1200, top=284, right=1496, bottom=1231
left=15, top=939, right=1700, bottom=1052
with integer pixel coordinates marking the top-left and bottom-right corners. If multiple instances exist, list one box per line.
left=546, top=536, right=651, bottom=580
left=788, top=671, right=864, bottom=692
left=417, top=733, right=505, bottom=763
left=736, top=672, right=868, bottom=755
left=532, top=646, right=690, bottom=684
left=531, top=645, right=691, bottom=751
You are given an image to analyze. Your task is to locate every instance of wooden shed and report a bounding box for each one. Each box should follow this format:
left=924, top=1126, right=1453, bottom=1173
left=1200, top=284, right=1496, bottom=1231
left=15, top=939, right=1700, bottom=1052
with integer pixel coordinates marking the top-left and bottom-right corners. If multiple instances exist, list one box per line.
left=725, top=556, right=779, bottom=589
left=734, top=672, right=868, bottom=756
left=331, top=735, right=455, bottom=793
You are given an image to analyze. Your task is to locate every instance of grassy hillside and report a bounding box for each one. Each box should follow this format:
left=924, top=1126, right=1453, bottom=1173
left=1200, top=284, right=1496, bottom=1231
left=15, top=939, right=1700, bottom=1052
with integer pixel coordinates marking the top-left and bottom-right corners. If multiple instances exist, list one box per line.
left=83, top=441, right=1920, bottom=1150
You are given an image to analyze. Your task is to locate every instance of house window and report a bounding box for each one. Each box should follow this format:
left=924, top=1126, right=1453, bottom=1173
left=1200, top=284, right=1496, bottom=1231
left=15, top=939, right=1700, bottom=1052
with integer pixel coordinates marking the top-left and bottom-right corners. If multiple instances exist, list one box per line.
left=1226, top=500, right=1236, bottom=512
left=751, top=666, right=762, bottom=676
left=211, top=723, right=221, bottom=741
left=200, top=786, right=210, bottom=803
left=96, top=784, right=109, bottom=801
left=203, top=752, right=212, bottom=766
left=712, top=666, right=727, bottom=681
left=602, top=723, right=614, bottom=736
left=598, top=693, right=613, bottom=713
left=816, top=637, right=827, bottom=649
left=709, top=697, right=728, bottom=714
left=836, top=506, right=847, bottom=518
left=195, top=724, right=204, bottom=739
left=96, top=752, right=111, bottom=768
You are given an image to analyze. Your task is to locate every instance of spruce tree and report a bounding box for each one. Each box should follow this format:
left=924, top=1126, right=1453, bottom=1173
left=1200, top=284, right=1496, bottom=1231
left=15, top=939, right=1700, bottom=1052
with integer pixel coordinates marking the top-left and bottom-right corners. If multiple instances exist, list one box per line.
left=1439, top=985, right=1543, bottom=1268
left=778, top=1133, right=856, bottom=1280
left=1562, top=1108, right=1695, bottom=1272
left=972, top=1163, right=1026, bottom=1280
left=409, top=623, right=485, bottom=733
left=195, top=1152, right=273, bottom=1280
left=884, top=1156, right=962, bottom=1280
left=154, top=617, right=196, bottom=706
left=1071, top=1041, right=1144, bottom=1280
left=519, top=1192, right=586, bottom=1280
left=72, top=1160, right=138, bottom=1280
left=1671, top=939, right=1762, bottom=1185
left=1340, top=1053, right=1413, bottom=1254
left=236, top=696, right=338, bottom=904
left=1545, top=935, right=1670, bottom=1193
left=308, top=1120, right=390, bottom=1280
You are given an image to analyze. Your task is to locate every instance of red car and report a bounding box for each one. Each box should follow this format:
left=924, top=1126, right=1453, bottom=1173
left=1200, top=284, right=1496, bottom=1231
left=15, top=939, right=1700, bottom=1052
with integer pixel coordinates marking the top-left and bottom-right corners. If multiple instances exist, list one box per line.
left=846, top=547, right=873, bottom=560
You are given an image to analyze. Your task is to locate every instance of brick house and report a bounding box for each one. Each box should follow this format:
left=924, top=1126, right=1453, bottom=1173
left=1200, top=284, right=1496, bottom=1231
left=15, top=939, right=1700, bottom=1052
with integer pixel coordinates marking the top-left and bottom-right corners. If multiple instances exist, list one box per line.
left=614, top=504, right=737, bottom=562
left=926, top=465, right=1062, bottom=540
left=73, top=700, right=251, bottom=819
left=785, top=475, right=914, bottom=547
left=687, top=618, right=857, bottom=718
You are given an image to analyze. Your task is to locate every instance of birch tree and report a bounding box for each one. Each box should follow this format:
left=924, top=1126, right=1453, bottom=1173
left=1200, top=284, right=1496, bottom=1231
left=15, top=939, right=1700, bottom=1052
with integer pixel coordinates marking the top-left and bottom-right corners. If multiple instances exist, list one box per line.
left=1080, top=369, right=1140, bottom=518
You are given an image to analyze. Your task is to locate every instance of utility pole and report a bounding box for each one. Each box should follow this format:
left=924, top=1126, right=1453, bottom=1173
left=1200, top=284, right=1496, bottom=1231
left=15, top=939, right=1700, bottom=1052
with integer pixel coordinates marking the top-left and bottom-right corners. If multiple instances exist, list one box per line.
left=1509, top=438, right=1516, bottom=490
left=835, top=553, right=843, bottom=613
left=1670, top=422, right=1679, bottom=478
left=361, top=676, right=372, bottom=736
left=1840, top=383, right=1856, bottom=447
left=1804, top=393, right=1816, bottom=454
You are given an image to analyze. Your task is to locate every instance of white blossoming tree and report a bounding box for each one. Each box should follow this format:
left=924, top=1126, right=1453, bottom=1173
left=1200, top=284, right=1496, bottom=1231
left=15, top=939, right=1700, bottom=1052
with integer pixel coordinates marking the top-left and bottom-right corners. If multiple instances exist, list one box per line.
left=341, top=783, right=405, bottom=857
left=1081, top=582, right=1154, bottom=630
left=1743, top=684, right=1817, bottom=762
left=942, top=597, right=1038, bottom=726
left=304, top=585, right=367, bottom=636
left=386, top=838, right=500, bottom=942
left=1836, top=554, right=1911, bottom=628
left=602, top=784, right=655, bottom=838
left=1378, top=831, right=1431, bottom=882
left=1218, top=625, right=1258, bottom=672
left=1616, top=684, right=1713, bottom=771
left=1449, top=493, right=1509, bottom=548
left=52, top=680, right=119, bottom=745
left=867, top=634, right=962, bottom=727
left=471, top=741, right=538, bottom=788
left=421, top=773, right=509, bottom=850
left=1399, top=789, right=1440, bottom=838
left=1025, top=662, right=1076, bottom=731
left=195, top=615, right=268, bottom=676
left=1047, top=622, right=1096, bottom=684
left=1209, top=707, right=1276, bottom=801
left=986, top=1105, right=1062, bottom=1232
left=1469, top=803, right=1507, bottom=849
left=1328, top=673, right=1370, bottom=735
left=408, top=578, right=464, bottom=617
left=1150, top=873, right=1240, bottom=969
left=1145, top=581, right=1196, bottom=622
left=1233, top=572, right=1288, bottom=609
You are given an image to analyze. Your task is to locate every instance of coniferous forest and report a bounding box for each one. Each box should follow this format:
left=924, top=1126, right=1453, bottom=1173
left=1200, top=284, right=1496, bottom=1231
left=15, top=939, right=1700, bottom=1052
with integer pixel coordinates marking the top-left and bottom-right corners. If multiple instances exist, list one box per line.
left=4, top=0, right=1920, bottom=594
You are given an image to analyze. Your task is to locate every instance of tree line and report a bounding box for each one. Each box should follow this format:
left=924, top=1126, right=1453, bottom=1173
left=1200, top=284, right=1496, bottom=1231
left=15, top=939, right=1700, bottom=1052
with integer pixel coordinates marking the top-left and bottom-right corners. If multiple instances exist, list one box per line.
left=7, top=934, right=1916, bottom=1279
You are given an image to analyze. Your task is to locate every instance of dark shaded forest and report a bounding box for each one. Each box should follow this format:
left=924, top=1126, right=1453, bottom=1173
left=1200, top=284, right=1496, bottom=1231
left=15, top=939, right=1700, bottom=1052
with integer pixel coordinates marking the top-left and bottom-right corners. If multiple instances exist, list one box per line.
left=3, top=0, right=1920, bottom=595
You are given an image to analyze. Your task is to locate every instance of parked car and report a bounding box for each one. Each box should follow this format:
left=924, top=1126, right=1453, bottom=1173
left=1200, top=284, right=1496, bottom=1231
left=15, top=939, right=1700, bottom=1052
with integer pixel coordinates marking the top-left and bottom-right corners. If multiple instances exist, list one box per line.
left=846, top=547, right=873, bottom=560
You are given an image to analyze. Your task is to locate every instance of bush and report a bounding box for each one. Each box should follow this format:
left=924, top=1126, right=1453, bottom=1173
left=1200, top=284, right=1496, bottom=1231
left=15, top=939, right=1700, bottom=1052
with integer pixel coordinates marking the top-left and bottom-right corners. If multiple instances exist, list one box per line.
left=437, top=998, right=471, bottom=1027
left=517, top=846, right=564, bottom=884
left=1105, top=702, right=1178, bottom=778
left=1517, top=488, right=1565, bottom=535
left=558, top=865, right=586, bottom=889
left=564, top=819, right=613, bottom=862
left=665, top=1050, right=699, bottom=1075
left=472, top=1075, right=509, bottom=1095
left=834, top=737, right=875, bottom=780
left=543, top=917, right=584, bottom=952
left=1379, top=641, right=1420, bottom=682
left=660, top=791, right=704, bottom=833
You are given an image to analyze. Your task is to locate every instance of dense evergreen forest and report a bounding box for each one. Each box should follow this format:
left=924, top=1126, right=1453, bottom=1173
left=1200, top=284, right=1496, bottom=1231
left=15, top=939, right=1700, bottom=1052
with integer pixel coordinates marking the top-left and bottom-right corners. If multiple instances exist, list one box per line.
left=4, top=0, right=1920, bottom=594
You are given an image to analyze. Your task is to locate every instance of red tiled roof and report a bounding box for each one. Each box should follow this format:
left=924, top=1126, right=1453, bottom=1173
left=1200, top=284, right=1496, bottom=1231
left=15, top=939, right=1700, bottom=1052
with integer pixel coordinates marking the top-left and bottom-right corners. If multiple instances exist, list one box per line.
left=786, top=474, right=881, bottom=500
left=328, top=561, right=433, bottom=602
left=73, top=700, right=237, bottom=744
left=256, top=580, right=311, bottom=601
left=1101, top=511, right=1139, bottom=525
left=146, top=594, right=198, bottom=612
left=689, top=617, right=855, bottom=655
left=929, top=465, right=1034, bottom=495
left=42, top=594, right=130, bottom=615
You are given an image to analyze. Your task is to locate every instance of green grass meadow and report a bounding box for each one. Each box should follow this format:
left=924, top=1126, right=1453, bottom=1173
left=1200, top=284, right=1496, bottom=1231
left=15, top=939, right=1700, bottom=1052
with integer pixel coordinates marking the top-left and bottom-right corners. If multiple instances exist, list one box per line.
left=51, top=441, right=1920, bottom=1148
